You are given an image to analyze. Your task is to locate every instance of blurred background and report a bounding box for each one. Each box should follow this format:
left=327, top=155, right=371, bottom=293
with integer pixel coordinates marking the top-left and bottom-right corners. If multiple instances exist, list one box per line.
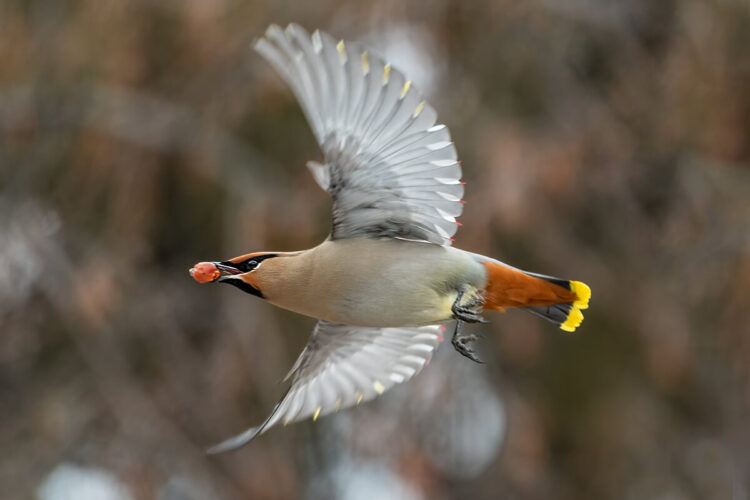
left=2, top=1, right=749, bottom=499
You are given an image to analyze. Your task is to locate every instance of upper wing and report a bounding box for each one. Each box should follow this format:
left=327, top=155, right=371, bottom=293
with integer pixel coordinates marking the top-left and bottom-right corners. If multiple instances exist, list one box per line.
left=254, top=24, right=464, bottom=246
left=207, top=321, right=444, bottom=453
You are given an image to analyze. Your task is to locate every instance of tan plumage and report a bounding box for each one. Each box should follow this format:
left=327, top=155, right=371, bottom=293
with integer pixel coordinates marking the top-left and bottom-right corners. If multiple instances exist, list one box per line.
left=251, top=239, right=485, bottom=327
left=189, top=24, right=591, bottom=453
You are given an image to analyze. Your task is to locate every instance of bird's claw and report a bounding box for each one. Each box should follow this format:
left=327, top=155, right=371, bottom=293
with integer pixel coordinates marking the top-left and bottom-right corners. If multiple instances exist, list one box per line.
left=451, top=332, right=485, bottom=364
left=450, top=289, right=488, bottom=363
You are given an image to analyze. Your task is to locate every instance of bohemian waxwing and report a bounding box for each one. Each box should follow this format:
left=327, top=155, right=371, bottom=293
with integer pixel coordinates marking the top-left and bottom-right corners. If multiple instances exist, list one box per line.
left=190, top=24, right=591, bottom=453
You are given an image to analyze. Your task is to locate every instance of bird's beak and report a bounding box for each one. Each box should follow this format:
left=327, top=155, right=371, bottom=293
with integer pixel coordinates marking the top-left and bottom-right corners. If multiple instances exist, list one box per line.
left=189, top=262, right=241, bottom=283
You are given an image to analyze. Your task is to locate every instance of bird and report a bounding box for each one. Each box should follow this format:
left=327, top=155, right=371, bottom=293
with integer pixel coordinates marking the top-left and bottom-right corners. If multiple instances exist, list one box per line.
left=190, top=24, right=591, bottom=453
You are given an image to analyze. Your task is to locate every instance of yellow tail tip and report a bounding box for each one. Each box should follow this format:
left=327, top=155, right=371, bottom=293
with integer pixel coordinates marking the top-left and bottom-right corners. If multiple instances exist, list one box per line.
left=561, top=281, right=590, bottom=332
left=560, top=307, right=584, bottom=332
left=570, top=281, right=591, bottom=310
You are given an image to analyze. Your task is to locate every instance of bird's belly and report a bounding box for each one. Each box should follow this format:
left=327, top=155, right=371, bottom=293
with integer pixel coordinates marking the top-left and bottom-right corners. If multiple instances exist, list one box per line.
left=269, top=276, right=457, bottom=327
left=324, top=284, right=459, bottom=328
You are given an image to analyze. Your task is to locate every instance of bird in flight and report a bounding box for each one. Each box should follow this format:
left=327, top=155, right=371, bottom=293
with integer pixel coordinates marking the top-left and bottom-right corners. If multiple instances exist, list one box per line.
left=190, top=24, right=591, bottom=453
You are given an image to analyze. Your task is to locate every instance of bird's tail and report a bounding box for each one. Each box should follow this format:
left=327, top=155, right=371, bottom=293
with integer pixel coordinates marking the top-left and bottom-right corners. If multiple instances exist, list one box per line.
left=474, top=255, right=591, bottom=332
left=520, top=274, right=591, bottom=332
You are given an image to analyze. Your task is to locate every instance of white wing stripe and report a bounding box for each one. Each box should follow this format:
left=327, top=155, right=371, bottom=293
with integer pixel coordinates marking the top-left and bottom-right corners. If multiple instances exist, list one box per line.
left=438, top=191, right=461, bottom=201
left=436, top=177, right=462, bottom=185
left=427, top=141, right=453, bottom=151
left=408, top=344, right=436, bottom=353
left=431, top=159, right=458, bottom=167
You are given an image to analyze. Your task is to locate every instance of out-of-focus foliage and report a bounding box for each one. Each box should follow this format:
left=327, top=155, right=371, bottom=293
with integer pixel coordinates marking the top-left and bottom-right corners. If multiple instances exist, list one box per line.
left=2, top=1, right=749, bottom=499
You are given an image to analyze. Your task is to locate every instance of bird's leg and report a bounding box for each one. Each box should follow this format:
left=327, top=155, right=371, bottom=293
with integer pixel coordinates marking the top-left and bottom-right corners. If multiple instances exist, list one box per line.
left=451, top=288, right=489, bottom=324
left=451, top=288, right=488, bottom=364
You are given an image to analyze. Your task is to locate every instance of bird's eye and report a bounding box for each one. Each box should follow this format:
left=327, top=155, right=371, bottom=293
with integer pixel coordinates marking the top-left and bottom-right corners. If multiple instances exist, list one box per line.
left=239, top=259, right=258, bottom=272
left=232, top=259, right=260, bottom=273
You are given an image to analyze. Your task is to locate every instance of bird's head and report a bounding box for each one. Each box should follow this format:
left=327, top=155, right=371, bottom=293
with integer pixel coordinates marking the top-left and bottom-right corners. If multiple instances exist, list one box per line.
left=189, top=252, right=278, bottom=298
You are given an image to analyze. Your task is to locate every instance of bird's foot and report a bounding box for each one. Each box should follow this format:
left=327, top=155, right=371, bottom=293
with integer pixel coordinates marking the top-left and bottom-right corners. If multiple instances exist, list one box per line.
left=451, top=320, right=485, bottom=364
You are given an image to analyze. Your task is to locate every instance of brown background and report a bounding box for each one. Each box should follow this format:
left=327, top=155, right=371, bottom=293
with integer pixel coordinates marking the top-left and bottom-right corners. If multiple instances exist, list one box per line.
left=2, top=1, right=749, bottom=499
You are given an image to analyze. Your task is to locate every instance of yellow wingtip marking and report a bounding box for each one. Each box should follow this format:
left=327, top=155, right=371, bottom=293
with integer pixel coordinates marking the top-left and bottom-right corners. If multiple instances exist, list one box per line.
left=336, top=40, right=347, bottom=63
left=335, top=399, right=341, bottom=411
left=400, top=80, right=411, bottom=98
left=570, top=281, right=591, bottom=309
left=361, top=52, right=370, bottom=74
left=383, top=64, right=391, bottom=84
left=414, top=101, right=425, bottom=117
left=356, top=392, right=363, bottom=404
left=313, top=406, right=321, bottom=421
left=373, top=381, right=385, bottom=394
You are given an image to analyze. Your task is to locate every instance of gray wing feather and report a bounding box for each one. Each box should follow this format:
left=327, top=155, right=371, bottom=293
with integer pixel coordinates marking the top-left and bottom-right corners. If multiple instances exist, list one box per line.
left=255, top=24, right=464, bottom=246
left=207, top=320, right=444, bottom=452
